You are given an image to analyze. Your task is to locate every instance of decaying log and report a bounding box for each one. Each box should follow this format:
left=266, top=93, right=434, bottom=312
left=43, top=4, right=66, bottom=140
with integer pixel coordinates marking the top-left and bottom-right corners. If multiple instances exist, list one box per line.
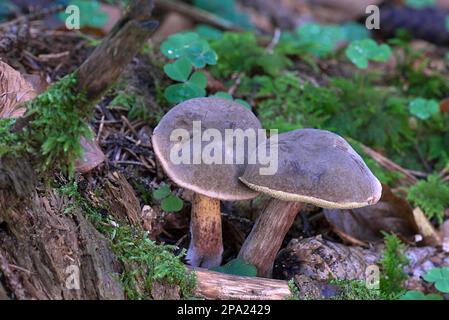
left=274, top=235, right=449, bottom=293
left=192, top=267, right=291, bottom=300
left=0, top=191, right=124, bottom=299
left=0, top=0, right=157, bottom=300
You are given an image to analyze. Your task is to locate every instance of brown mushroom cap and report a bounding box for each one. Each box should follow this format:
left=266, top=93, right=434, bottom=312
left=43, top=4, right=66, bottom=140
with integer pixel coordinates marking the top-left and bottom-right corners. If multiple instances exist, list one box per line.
left=240, top=129, right=382, bottom=209
left=152, top=97, right=262, bottom=201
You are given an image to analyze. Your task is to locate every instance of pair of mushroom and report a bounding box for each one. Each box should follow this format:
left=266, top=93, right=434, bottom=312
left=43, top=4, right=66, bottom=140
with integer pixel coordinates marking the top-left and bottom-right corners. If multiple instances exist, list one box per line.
left=152, top=97, right=382, bottom=276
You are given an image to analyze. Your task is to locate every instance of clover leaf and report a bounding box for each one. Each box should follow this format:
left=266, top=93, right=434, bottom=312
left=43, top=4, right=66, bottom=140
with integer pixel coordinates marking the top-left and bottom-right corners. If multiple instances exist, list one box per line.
left=409, top=98, right=440, bottom=120
left=193, top=0, right=253, bottom=30
left=164, top=72, right=207, bottom=104
left=340, top=22, right=371, bottom=41
left=152, top=186, right=184, bottom=213
left=161, top=194, right=184, bottom=212
left=186, top=42, right=218, bottom=68
left=196, top=24, right=224, bottom=40
left=160, top=32, right=200, bottom=59
left=296, top=23, right=345, bottom=58
left=152, top=185, right=171, bottom=200
left=211, top=258, right=257, bottom=277
left=164, top=83, right=204, bottom=104
left=213, top=92, right=251, bottom=109
left=189, top=71, right=208, bottom=88
left=400, top=290, right=443, bottom=300
left=345, top=39, right=392, bottom=69
left=163, top=57, right=192, bottom=82
left=423, top=267, right=449, bottom=293
left=214, top=92, right=233, bottom=100
left=160, top=32, right=217, bottom=68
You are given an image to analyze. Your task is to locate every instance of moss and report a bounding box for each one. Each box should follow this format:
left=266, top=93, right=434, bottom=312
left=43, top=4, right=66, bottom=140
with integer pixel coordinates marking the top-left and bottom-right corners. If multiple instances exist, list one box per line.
left=23, top=73, right=91, bottom=176
left=0, top=119, right=22, bottom=157
left=58, top=181, right=196, bottom=299
left=330, top=279, right=382, bottom=300
left=407, top=174, right=449, bottom=225
left=286, top=279, right=301, bottom=300
left=379, top=233, right=409, bottom=298
left=110, top=90, right=150, bottom=121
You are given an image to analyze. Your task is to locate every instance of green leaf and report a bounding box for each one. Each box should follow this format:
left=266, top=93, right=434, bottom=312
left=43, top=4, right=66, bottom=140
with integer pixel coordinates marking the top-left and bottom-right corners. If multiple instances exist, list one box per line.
left=405, top=0, right=436, bottom=9
left=214, top=92, right=233, bottom=100
left=409, top=98, right=440, bottom=120
left=340, top=22, right=371, bottom=41
left=296, top=23, right=345, bottom=57
left=186, top=42, right=218, bottom=68
left=193, top=0, right=253, bottom=30
left=196, top=24, right=223, bottom=40
left=59, top=0, right=109, bottom=28
left=0, top=1, right=17, bottom=22
left=189, top=71, right=207, bottom=88
left=160, top=32, right=201, bottom=59
left=164, top=82, right=206, bottom=104
left=163, top=57, right=192, bottom=82
left=400, top=290, right=443, bottom=300
left=211, top=258, right=257, bottom=277
left=345, top=39, right=391, bottom=69
left=152, top=185, right=171, bottom=200
left=160, top=32, right=217, bottom=68
left=423, top=267, right=449, bottom=293
left=161, top=194, right=184, bottom=212
left=235, top=99, right=251, bottom=109
left=212, top=93, right=251, bottom=109
left=446, top=15, right=449, bottom=33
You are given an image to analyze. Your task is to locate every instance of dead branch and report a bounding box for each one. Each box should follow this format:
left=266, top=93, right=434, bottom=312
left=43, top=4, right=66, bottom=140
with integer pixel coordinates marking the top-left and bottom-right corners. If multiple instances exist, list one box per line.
left=191, top=267, right=291, bottom=300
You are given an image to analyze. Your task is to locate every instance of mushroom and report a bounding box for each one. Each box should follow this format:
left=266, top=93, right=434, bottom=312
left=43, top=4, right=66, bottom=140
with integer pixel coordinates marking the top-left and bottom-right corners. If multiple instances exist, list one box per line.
left=238, top=129, right=382, bottom=277
left=152, top=97, right=262, bottom=268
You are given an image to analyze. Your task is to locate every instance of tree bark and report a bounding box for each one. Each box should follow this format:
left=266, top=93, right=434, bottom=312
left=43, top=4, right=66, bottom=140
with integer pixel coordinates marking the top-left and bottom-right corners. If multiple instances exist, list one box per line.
left=192, top=267, right=291, bottom=300
left=238, top=199, right=303, bottom=277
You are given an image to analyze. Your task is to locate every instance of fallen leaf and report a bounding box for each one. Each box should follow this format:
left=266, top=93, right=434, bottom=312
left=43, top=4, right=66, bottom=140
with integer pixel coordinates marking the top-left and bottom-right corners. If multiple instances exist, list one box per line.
left=323, top=184, right=419, bottom=242
left=0, top=61, right=37, bottom=118
left=74, top=134, right=105, bottom=174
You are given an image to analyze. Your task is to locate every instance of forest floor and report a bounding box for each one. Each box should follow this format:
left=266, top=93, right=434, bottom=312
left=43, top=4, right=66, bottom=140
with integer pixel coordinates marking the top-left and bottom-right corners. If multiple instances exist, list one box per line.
left=1, top=0, right=449, bottom=300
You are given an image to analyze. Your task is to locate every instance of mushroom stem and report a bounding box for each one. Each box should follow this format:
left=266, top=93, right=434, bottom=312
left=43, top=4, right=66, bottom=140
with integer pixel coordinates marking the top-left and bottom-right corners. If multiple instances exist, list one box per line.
left=186, top=193, right=223, bottom=268
left=238, top=199, right=304, bottom=277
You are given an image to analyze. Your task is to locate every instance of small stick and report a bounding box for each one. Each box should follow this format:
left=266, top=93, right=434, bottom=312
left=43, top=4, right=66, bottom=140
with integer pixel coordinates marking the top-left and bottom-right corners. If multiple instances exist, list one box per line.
left=0, top=5, right=65, bottom=30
